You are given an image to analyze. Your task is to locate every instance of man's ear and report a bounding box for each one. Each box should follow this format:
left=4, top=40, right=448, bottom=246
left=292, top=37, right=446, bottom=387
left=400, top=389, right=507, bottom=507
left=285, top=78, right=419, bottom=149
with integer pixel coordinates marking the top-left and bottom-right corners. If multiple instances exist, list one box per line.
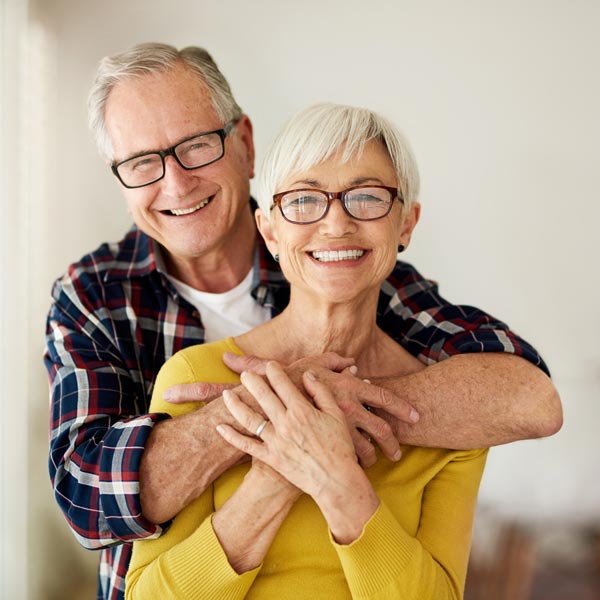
left=235, top=115, right=256, bottom=179
left=397, top=202, right=421, bottom=249
left=255, top=208, right=279, bottom=257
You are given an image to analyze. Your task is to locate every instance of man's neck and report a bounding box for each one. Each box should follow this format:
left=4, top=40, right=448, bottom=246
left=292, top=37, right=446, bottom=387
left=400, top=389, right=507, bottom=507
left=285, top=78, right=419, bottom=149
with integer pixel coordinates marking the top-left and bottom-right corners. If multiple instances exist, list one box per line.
left=162, top=217, right=257, bottom=294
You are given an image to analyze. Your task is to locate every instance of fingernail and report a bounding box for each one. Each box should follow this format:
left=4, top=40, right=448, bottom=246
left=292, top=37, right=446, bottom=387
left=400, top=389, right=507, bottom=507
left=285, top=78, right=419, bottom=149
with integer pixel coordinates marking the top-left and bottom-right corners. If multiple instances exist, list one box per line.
left=362, top=378, right=371, bottom=384
left=349, top=365, right=358, bottom=375
left=162, top=389, right=173, bottom=401
left=409, top=409, right=420, bottom=423
left=393, top=449, right=402, bottom=461
left=305, top=370, right=316, bottom=381
left=216, top=425, right=226, bottom=435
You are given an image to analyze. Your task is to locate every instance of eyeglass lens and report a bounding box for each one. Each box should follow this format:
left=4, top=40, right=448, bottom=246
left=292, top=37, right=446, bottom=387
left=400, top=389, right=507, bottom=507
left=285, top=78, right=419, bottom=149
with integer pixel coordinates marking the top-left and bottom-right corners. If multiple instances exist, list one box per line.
left=279, top=186, right=394, bottom=223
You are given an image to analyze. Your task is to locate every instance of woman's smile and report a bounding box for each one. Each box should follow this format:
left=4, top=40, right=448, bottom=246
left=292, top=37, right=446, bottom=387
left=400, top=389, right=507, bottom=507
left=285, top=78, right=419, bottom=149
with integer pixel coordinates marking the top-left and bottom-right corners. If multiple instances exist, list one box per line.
left=309, top=248, right=367, bottom=263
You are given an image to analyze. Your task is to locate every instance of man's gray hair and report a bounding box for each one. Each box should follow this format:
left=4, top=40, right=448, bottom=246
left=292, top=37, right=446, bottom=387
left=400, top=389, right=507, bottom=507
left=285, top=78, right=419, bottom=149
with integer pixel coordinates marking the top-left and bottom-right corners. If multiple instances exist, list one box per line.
left=88, top=42, right=243, bottom=161
left=256, top=102, right=420, bottom=218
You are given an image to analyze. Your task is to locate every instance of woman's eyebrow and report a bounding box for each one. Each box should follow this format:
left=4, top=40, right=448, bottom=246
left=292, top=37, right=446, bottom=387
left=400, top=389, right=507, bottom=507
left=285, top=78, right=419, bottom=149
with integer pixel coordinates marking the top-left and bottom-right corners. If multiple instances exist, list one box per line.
left=288, top=178, right=321, bottom=188
left=288, top=176, right=387, bottom=188
left=348, top=176, right=386, bottom=186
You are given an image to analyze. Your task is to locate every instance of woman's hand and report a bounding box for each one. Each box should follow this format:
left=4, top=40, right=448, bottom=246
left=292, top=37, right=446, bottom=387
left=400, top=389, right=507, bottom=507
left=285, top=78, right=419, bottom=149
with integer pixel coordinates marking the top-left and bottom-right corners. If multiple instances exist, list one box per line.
left=216, top=361, right=379, bottom=544
left=223, top=352, right=411, bottom=466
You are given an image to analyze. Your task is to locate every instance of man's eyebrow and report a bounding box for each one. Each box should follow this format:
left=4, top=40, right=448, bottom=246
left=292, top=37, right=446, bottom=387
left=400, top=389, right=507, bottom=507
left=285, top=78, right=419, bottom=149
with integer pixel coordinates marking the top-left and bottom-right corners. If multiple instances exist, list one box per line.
left=115, top=128, right=219, bottom=163
left=115, top=147, right=159, bottom=164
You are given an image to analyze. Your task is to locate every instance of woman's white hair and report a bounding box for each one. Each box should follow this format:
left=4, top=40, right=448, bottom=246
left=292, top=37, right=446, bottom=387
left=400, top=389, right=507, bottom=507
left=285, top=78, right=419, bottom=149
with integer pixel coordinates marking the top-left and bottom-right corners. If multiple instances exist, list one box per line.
left=88, top=42, right=242, bottom=161
left=256, top=103, right=420, bottom=217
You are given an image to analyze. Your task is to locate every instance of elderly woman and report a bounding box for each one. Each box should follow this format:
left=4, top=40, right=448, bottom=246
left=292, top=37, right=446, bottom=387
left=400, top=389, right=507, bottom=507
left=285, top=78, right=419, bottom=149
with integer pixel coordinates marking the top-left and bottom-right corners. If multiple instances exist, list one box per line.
left=125, top=103, right=488, bottom=599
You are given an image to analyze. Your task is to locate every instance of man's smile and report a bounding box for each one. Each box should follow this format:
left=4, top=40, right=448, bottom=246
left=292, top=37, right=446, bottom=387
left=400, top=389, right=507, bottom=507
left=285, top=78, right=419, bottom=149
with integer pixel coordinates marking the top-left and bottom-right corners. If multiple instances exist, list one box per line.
left=162, top=196, right=214, bottom=216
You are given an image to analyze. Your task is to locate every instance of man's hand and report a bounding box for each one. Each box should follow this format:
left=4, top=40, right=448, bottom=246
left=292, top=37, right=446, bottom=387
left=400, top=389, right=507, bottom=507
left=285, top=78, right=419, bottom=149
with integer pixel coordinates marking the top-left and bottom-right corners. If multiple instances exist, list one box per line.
left=161, top=351, right=356, bottom=404
left=305, top=366, right=419, bottom=466
left=225, top=352, right=419, bottom=467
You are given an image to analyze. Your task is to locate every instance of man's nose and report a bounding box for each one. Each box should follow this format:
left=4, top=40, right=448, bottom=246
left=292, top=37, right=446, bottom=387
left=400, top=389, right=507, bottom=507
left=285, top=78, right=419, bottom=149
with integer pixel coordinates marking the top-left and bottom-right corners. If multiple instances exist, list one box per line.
left=160, top=155, right=198, bottom=196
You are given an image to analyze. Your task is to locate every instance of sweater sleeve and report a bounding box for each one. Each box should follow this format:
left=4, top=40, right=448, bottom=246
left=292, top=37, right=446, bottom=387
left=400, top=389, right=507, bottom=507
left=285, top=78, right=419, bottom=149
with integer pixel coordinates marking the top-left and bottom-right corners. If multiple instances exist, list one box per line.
left=125, top=505, right=260, bottom=600
left=126, top=341, right=259, bottom=599
left=332, top=448, right=488, bottom=600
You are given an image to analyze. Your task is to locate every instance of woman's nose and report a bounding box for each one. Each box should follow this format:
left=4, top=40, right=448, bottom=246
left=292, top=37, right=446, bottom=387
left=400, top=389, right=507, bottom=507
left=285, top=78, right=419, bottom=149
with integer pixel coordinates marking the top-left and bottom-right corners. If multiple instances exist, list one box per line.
left=318, top=198, right=357, bottom=236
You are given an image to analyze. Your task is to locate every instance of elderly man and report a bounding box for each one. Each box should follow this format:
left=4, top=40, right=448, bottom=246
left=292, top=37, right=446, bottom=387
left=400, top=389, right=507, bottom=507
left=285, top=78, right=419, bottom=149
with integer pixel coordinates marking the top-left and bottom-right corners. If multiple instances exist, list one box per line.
left=45, top=43, right=561, bottom=600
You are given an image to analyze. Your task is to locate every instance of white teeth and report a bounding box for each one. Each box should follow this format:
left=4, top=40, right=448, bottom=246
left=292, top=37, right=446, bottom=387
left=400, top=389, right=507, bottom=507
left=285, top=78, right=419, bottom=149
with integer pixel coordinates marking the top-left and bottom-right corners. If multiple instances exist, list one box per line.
left=311, top=249, right=365, bottom=262
left=169, top=198, right=210, bottom=216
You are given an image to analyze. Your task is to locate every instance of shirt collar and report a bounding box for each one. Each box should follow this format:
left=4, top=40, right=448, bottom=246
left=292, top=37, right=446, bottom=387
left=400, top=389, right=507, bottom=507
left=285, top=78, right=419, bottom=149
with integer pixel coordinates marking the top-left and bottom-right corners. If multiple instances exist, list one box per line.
left=103, top=222, right=290, bottom=311
left=104, top=226, right=160, bottom=282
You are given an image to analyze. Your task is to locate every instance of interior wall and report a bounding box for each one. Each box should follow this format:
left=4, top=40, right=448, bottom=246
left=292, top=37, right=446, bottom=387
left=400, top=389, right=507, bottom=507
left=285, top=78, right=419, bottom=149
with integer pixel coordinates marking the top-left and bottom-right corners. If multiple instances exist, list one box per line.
left=1, top=1, right=31, bottom=598
left=19, top=0, right=600, bottom=597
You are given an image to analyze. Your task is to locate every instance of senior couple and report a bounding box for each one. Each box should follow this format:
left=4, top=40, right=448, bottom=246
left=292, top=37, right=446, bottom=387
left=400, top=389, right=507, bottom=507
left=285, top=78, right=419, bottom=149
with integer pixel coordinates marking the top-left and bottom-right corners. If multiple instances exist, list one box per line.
left=45, top=42, right=561, bottom=599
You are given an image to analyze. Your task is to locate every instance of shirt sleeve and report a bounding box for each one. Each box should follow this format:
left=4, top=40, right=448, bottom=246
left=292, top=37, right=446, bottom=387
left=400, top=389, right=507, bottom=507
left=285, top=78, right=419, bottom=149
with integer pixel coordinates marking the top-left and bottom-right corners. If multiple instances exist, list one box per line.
left=379, top=261, right=550, bottom=376
left=45, top=275, right=171, bottom=550
left=332, top=448, right=489, bottom=600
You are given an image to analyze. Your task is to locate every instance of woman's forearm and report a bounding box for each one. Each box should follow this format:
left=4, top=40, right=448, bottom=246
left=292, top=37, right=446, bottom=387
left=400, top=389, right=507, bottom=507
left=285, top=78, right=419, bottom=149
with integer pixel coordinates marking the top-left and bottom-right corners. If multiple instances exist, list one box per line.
left=313, top=465, right=380, bottom=545
left=212, top=465, right=300, bottom=573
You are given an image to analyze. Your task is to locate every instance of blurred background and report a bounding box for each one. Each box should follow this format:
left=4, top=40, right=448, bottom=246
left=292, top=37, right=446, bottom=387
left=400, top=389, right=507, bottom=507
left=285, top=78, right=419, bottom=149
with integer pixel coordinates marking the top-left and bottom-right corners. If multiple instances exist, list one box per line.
left=1, top=0, right=599, bottom=598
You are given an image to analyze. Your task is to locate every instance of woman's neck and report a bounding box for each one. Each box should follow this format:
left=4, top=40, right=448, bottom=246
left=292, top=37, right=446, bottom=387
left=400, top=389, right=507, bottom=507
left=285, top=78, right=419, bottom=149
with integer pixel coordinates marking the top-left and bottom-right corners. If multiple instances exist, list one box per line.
left=236, top=287, right=403, bottom=378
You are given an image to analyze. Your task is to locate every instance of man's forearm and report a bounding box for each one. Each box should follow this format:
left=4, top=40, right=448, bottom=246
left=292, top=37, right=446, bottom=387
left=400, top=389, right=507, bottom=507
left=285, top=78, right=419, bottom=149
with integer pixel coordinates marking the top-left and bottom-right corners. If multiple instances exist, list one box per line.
left=375, top=353, right=562, bottom=449
left=139, top=397, right=246, bottom=524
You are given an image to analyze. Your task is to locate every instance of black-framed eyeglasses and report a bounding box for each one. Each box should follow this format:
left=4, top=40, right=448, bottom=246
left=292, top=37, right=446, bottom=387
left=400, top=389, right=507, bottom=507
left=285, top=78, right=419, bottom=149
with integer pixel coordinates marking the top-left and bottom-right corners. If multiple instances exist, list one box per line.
left=271, top=185, right=403, bottom=224
left=111, top=120, right=238, bottom=189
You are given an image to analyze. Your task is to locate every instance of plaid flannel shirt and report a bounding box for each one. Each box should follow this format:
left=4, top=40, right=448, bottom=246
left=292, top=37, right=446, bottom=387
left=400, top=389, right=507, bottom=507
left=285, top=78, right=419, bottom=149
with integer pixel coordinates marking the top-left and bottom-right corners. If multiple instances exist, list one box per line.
left=45, top=224, right=548, bottom=600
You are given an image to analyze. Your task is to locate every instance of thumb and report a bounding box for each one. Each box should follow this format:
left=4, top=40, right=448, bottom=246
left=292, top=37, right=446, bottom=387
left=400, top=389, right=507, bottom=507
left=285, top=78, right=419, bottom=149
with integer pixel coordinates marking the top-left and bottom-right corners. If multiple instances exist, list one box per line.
left=162, top=381, right=236, bottom=403
left=319, top=352, right=356, bottom=373
left=223, top=351, right=269, bottom=375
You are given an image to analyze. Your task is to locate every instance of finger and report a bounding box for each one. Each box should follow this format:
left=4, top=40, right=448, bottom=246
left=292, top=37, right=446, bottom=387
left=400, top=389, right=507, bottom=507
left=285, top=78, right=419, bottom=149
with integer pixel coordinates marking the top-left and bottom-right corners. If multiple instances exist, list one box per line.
left=216, top=423, right=268, bottom=460
left=263, top=361, right=316, bottom=413
left=302, top=370, right=342, bottom=416
left=239, top=370, right=287, bottom=423
left=316, top=352, right=356, bottom=373
left=223, top=352, right=268, bottom=375
left=162, top=382, right=235, bottom=403
left=353, top=380, right=419, bottom=424
left=350, top=429, right=377, bottom=468
left=341, top=365, right=359, bottom=377
left=353, top=409, right=402, bottom=462
left=222, top=389, right=271, bottom=436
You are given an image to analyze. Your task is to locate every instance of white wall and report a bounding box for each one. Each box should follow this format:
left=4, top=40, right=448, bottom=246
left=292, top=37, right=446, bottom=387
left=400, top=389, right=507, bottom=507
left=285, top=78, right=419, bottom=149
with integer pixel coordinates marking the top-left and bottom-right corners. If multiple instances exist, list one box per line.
left=6, top=0, right=598, bottom=597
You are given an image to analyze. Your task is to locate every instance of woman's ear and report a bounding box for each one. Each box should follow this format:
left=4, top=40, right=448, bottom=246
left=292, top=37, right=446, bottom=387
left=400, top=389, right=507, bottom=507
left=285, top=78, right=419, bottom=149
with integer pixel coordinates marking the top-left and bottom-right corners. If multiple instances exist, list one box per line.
left=397, top=202, right=421, bottom=249
left=255, top=208, right=279, bottom=257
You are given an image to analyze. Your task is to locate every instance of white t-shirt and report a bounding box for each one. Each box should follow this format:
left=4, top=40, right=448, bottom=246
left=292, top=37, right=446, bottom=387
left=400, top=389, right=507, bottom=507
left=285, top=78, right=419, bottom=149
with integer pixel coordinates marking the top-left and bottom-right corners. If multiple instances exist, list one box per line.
left=166, top=267, right=272, bottom=343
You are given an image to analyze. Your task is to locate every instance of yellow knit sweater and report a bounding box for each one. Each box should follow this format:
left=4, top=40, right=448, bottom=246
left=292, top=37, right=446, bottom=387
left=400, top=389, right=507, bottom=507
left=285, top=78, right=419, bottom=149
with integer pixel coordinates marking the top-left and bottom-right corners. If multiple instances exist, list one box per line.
left=126, top=338, right=488, bottom=600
